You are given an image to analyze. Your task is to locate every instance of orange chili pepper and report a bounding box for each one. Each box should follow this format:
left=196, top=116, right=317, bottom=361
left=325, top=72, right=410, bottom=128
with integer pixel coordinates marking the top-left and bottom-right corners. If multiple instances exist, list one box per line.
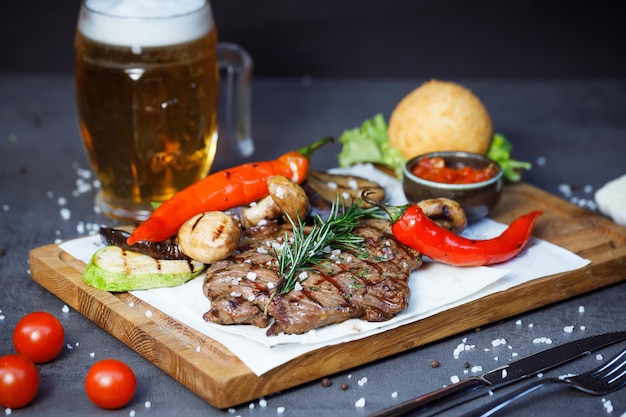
left=127, top=137, right=333, bottom=244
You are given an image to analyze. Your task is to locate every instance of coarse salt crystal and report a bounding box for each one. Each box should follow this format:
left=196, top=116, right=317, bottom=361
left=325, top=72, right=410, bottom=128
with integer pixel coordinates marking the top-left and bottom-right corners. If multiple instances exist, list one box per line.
left=60, top=208, right=71, bottom=220
left=348, top=178, right=359, bottom=190
left=563, top=325, right=574, bottom=333
left=277, top=406, right=286, bottom=413
left=129, top=410, right=136, bottom=417
left=453, top=342, right=465, bottom=357
left=144, top=401, right=151, bottom=408
left=358, top=377, right=368, bottom=386
left=259, top=398, right=267, bottom=407
left=326, top=181, right=338, bottom=190
left=355, top=398, right=366, bottom=408
left=267, top=282, right=275, bottom=289
left=515, top=319, right=522, bottom=325
left=578, top=306, right=585, bottom=313
left=62, top=305, right=70, bottom=313
left=298, top=271, right=308, bottom=280
left=602, top=398, right=613, bottom=413
left=294, top=282, right=303, bottom=291
left=558, top=183, right=572, bottom=197
left=596, top=354, right=604, bottom=361
left=145, top=310, right=153, bottom=318
left=450, top=375, right=460, bottom=384
left=491, top=338, right=506, bottom=347
left=196, top=346, right=201, bottom=352
left=246, top=272, right=257, bottom=281
left=90, top=352, right=95, bottom=358
left=230, top=291, right=242, bottom=297
left=471, top=366, right=483, bottom=373
left=66, top=344, right=73, bottom=350
left=128, top=302, right=135, bottom=307
left=502, top=369, right=508, bottom=379
left=391, top=392, right=398, bottom=398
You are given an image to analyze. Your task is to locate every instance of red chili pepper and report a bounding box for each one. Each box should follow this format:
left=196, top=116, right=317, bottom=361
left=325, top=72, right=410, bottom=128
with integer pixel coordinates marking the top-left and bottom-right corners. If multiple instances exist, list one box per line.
left=383, top=203, right=542, bottom=267
left=127, top=137, right=333, bottom=245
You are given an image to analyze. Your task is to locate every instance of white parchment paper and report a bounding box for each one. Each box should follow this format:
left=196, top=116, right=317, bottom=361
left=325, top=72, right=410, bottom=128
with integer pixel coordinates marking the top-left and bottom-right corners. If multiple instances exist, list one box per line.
left=59, top=164, right=590, bottom=376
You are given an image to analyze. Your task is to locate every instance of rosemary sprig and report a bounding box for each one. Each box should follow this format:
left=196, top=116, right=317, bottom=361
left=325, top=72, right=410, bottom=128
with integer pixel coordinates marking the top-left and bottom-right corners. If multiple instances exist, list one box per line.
left=273, top=198, right=380, bottom=295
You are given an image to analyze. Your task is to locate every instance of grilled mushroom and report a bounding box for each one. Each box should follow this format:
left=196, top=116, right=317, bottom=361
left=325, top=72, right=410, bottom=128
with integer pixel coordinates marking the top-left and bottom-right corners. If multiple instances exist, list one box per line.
left=417, top=198, right=468, bottom=234
left=177, top=211, right=242, bottom=264
left=241, top=175, right=309, bottom=228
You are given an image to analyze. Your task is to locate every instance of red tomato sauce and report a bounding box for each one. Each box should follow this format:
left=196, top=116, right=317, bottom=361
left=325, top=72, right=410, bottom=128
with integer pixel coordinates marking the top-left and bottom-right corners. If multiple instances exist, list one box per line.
left=412, top=157, right=497, bottom=184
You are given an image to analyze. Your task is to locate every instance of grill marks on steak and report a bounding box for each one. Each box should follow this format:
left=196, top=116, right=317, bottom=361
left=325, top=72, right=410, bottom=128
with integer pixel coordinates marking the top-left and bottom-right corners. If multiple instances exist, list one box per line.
left=202, top=219, right=421, bottom=336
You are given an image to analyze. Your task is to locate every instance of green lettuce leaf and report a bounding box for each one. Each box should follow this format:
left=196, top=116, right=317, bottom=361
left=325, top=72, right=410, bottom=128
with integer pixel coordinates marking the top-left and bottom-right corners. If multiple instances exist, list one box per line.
left=487, top=133, right=532, bottom=182
left=337, top=114, right=406, bottom=179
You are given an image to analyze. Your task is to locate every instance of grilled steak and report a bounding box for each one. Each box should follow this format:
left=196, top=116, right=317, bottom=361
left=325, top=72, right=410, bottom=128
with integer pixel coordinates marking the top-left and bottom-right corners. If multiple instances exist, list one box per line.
left=202, top=219, right=421, bottom=336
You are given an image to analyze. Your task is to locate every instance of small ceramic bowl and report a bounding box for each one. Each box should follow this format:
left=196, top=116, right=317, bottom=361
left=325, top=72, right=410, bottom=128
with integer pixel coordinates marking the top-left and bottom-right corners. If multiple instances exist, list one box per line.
left=402, top=151, right=504, bottom=221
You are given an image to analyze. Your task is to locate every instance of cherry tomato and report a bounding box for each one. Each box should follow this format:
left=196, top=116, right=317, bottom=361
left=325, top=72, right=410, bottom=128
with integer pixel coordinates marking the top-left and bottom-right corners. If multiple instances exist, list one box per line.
left=85, top=359, right=136, bottom=409
left=13, top=311, right=65, bottom=363
left=0, top=354, right=40, bottom=408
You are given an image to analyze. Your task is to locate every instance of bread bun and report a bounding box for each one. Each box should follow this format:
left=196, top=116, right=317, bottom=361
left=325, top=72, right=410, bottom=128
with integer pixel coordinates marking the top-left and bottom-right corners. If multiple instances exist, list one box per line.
left=388, top=80, right=493, bottom=159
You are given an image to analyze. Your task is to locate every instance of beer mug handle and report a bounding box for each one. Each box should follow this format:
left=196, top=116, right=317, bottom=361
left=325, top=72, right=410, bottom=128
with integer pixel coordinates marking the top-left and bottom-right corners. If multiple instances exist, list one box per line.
left=217, top=42, right=255, bottom=158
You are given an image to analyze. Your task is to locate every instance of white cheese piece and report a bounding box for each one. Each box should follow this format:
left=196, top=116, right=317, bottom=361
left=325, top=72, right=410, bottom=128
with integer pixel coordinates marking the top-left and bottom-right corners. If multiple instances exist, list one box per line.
left=595, top=174, right=626, bottom=226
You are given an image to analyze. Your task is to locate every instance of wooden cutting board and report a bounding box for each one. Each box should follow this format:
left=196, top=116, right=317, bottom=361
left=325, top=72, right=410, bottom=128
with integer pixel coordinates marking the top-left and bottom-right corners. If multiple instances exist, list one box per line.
left=29, top=182, right=626, bottom=409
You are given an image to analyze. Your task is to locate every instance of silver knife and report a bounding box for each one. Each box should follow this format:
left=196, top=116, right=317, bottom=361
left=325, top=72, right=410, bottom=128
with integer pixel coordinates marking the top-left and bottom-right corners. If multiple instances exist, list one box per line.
left=368, top=331, right=626, bottom=417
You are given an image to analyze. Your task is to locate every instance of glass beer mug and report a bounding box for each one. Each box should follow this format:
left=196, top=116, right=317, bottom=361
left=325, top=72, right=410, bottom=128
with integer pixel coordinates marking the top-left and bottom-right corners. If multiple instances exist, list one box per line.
left=74, top=0, right=253, bottom=221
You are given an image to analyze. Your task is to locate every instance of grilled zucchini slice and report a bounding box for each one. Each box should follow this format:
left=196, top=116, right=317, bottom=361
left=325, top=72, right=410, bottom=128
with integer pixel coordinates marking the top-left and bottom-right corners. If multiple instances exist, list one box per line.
left=83, top=246, right=205, bottom=292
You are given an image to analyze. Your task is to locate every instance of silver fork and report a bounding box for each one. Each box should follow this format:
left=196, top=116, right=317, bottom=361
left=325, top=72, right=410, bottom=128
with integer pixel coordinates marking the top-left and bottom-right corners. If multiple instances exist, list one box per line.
left=460, top=348, right=626, bottom=417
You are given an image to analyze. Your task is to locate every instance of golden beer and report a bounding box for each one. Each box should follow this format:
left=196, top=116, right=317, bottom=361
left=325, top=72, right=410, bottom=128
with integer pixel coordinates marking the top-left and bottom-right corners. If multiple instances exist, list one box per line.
left=74, top=1, right=220, bottom=221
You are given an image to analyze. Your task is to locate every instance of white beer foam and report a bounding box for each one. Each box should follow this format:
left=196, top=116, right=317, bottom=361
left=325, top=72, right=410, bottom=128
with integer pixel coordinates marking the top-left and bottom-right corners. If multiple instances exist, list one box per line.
left=79, top=0, right=212, bottom=47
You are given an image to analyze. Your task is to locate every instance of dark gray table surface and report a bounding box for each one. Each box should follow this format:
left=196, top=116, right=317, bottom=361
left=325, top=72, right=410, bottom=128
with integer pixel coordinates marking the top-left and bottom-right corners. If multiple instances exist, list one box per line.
left=1, top=74, right=625, bottom=416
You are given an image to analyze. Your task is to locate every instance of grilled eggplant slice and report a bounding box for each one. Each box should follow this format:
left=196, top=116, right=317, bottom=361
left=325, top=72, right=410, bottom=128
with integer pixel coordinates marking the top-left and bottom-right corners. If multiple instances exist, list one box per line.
left=99, top=226, right=188, bottom=260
